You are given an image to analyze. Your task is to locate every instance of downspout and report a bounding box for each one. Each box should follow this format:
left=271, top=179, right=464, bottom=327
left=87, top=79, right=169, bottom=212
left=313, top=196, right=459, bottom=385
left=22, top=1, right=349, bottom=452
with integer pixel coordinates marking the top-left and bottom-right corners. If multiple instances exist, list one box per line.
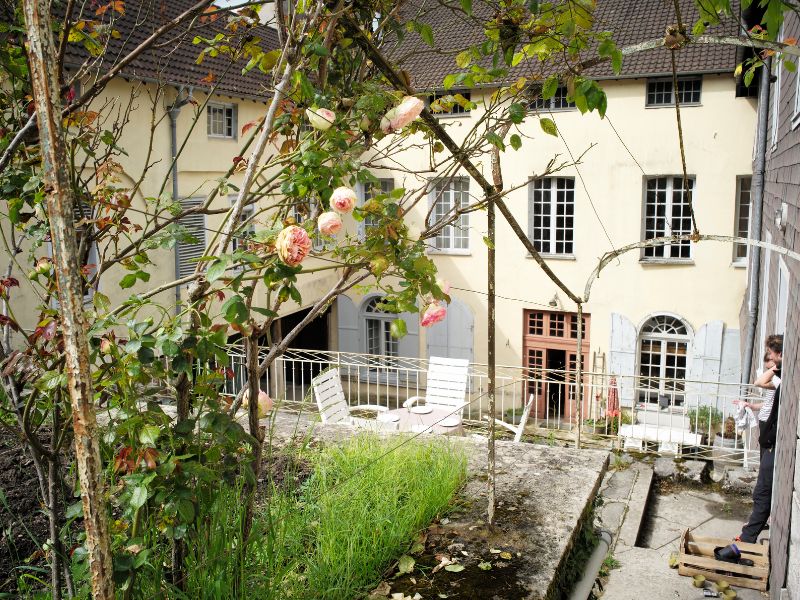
left=742, top=58, right=771, bottom=385
left=568, top=529, right=613, bottom=600
left=167, top=87, right=193, bottom=314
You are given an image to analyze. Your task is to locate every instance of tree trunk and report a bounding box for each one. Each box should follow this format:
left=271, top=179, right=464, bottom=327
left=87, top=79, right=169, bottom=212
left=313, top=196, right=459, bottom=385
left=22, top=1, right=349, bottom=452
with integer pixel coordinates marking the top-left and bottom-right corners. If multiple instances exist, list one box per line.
left=22, top=1, right=114, bottom=598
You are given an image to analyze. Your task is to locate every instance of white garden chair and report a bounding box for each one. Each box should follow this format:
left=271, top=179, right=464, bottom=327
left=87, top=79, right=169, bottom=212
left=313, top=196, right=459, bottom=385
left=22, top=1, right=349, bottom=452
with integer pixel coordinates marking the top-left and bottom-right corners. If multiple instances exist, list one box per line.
left=403, top=357, right=470, bottom=423
left=486, top=395, right=534, bottom=443
left=311, top=368, right=396, bottom=431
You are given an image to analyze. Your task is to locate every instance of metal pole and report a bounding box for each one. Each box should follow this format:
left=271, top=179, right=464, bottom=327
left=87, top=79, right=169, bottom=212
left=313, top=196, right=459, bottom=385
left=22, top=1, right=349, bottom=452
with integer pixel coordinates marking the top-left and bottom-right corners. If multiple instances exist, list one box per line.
left=487, top=187, right=497, bottom=525
left=575, top=303, right=583, bottom=450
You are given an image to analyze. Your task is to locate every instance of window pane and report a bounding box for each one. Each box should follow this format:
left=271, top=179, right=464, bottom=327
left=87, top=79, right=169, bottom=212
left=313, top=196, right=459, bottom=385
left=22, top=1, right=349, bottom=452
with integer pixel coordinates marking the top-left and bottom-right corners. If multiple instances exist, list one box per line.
left=734, top=176, right=752, bottom=260
left=432, top=178, right=469, bottom=250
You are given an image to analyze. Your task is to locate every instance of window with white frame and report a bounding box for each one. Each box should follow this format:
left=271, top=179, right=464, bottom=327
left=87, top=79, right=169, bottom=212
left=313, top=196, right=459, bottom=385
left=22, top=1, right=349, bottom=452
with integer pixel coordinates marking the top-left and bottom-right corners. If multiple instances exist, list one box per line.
left=642, top=176, right=694, bottom=260
left=733, top=176, right=752, bottom=263
left=176, top=199, right=207, bottom=278
left=531, top=85, right=575, bottom=111
left=646, top=76, right=702, bottom=107
left=637, top=315, right=690, bottom=404
left=429, top=91, right=472, bottom=115
left=794, top=62, right=800, bottom=123
left=361, top=178, right=394, bottom=233
left=429, top=178, right=470, bottom=252
left=207, top=103, right=237, bottom=138
left=528, top=177, right=575, bottom=255
left=363, top=296, right=399, bottom=367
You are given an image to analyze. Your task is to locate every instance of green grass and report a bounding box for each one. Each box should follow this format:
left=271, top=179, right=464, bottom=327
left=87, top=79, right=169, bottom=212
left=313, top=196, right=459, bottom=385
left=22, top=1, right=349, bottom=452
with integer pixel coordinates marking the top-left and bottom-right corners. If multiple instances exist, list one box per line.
left=251, top=435, right=468, bottom=600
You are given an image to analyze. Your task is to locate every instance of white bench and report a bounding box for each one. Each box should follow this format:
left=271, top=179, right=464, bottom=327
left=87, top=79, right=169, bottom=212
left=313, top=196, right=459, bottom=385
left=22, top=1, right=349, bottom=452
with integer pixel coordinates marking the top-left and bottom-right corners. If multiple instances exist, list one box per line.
left=619, top=424, right=703, bottom=454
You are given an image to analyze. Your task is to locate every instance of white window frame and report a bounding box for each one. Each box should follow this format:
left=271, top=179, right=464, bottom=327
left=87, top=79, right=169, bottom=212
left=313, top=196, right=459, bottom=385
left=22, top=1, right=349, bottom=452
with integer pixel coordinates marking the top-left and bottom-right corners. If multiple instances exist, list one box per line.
left=637, top=314, right=692, bottom=405
left=207, top=102, right=237, bottom=139
left=531, top=85, right=575, bottom=111
left=360, top=295, right=403, bottom=384
left=358, top=177, right=394, bottom=239
left=793, top=60, right=800, bottom=128
left=759, top=230, right=772, bottom=353
left=428, top=177, right=470, bottom=255
left=771, top=55, right=782, bottom=149
left=641, top=176, right=694, bottom=262
left=176, top=198, right=207, bottom=279
left=645, top=76, right=702, bottom=107
left=528, top=176, right=575, bottom=256
left=733, top=175, right=752, bottom=265
left=776, top=257, right=789, bottom=335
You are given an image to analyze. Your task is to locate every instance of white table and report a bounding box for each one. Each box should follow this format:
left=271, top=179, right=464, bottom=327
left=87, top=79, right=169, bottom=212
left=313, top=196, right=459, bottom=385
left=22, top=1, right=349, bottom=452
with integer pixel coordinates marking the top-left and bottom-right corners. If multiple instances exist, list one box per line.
left=380, top=406, right=464, bottom=436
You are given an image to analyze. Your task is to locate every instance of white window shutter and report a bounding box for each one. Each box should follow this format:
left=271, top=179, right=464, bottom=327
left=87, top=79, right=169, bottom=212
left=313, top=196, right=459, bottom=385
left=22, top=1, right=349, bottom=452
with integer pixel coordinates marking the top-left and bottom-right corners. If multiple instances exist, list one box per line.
left=426, top=298, right=473, bottom=362
left=397, top=309, right=419, bottom=359
left=176, top=199, right=206, bottom=278
left=608, top=312, right=637, bottom=405
left=336, top=295, right=359, bottom=354
left=686, top=320, right=723, bottom=406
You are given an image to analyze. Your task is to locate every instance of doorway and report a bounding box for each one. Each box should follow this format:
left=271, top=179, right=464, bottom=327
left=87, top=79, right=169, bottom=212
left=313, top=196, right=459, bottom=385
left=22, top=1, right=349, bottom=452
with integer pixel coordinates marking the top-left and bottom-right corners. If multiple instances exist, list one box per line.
left=546, top=349, right=566, bottom=417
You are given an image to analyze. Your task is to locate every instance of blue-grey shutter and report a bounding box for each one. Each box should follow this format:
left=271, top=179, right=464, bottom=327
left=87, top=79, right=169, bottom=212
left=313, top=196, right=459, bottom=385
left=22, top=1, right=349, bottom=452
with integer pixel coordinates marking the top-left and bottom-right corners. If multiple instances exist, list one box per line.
left=426, top=298, right=473, bottom=362
left=608, top=312, right=637, bottom=405
left=336, top=295, right=359, bottom=354
left=176, top=199, right=206, bottom=278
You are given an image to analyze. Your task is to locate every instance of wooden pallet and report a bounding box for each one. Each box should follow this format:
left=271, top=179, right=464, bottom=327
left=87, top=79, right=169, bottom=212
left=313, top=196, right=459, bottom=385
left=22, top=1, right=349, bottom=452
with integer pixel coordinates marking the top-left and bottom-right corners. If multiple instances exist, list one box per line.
left=678, top=529, right=769, bottom=591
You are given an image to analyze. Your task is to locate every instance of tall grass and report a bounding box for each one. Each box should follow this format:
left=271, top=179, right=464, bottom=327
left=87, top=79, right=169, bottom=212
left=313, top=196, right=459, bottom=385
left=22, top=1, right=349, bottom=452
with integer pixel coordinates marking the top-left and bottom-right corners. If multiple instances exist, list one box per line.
left=251, top=435, right=467, bottom=600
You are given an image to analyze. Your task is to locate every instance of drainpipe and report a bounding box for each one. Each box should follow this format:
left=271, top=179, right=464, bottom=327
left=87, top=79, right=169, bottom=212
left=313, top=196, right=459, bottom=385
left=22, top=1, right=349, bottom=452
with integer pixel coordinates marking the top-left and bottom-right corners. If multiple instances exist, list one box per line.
left=167, top=87, right=193, bottom=314
left=741, top=58, right=771, bottom=385
left=568, top=529, right=613, bottom=600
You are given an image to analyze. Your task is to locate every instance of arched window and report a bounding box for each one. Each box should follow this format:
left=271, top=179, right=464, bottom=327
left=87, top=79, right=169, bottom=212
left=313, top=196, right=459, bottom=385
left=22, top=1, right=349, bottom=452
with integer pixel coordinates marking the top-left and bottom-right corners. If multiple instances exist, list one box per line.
left=638, top=315, right=691, bottom=404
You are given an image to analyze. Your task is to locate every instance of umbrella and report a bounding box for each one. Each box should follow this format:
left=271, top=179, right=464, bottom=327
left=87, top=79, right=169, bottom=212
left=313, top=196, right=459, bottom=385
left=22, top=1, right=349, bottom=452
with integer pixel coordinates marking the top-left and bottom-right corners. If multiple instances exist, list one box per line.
left=607, top=377, right=620, bottom=418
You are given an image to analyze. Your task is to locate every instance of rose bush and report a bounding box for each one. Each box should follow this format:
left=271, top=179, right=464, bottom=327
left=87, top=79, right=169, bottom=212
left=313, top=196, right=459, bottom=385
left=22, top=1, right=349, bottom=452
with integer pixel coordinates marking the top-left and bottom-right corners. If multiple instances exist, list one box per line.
left=276, top=225, right=312, bottom=266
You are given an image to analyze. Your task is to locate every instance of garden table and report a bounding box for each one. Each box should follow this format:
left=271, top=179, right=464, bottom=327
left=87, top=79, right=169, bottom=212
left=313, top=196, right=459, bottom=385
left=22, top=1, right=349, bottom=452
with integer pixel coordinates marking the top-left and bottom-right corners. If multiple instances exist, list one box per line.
left=380, top=405, right=464, bottom=436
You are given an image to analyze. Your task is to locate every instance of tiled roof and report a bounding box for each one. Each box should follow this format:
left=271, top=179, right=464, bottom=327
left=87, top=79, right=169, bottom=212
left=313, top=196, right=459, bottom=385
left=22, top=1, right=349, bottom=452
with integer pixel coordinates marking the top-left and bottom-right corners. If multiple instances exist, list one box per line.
left=60, top=1, right=280, bottom=100
left=392, top=0, right=741, bottom=90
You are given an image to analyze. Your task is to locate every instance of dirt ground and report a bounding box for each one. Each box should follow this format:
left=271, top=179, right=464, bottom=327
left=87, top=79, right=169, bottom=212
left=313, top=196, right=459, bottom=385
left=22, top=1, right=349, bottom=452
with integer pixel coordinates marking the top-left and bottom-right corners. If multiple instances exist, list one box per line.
left=0, top=430, right=50, bottom=595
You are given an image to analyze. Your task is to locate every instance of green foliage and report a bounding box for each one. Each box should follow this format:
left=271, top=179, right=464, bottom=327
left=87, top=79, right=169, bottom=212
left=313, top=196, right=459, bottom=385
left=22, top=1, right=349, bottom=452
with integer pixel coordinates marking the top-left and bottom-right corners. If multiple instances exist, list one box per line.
left=687, top=405, right=723, bottom=435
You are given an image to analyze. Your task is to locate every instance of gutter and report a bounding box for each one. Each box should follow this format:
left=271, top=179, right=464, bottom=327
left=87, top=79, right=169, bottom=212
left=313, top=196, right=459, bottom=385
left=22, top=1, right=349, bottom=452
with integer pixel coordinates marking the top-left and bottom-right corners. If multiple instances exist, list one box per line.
left=741, top=57, right=771, bottom=385
left=167, top=87, right=193, bottom=315
left=568, top=529, right=613, bottom=600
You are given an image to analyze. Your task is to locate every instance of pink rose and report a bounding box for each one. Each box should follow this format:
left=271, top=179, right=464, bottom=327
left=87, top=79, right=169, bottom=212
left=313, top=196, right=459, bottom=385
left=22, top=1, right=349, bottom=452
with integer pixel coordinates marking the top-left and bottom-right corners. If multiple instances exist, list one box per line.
left=243, top=388, right=274, bottom=418
left=276, top=225, right=312, bottom=266
left=306, top=107, right=335, bottom=131
left=330, top=186, right=357, bottom=214
left=421, top=302, right=447, bottom=327
left=380, top=96, right=425, bottom=133
left=318, top=211, right=343, bottom=236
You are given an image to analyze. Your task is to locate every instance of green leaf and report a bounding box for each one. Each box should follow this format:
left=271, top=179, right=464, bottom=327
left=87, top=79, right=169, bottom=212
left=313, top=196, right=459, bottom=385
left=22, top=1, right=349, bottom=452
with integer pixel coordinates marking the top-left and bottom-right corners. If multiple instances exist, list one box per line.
left=785, top=59, right=797, bottom=73
left=444, top=564, right=465, bottom=572
left=478, top=561, right=492, bottom=570
left=177, top=499, right=195, bottom=523
left=508, top=103, right=525, bottom=124
left=139, top=425, right=160, bottom=446
left=397, top=555, right=415, bottom=575
left=93, top=292, right=110, bottom=313
left=390, top=318, right=407, bottom=339
left=455, top=50, right=473, bottom=68
left=66, top=501, right=83, bottom=520
left=744, top=67, right=755, bottom=87
left=129, top=486, right=148, bottom=509
left=541, top=75, right=559, bottom=101
left=539, top=117, right=558, bottom=136
left=251, top=307, right=278, bottom=318
left=119, top=273, right=138, bottom=289
left=485, top=131, right=505, bottom=150
left=443, top=73, right=458, bottom=90
left=509, top=134, right=522, bottom=150
left=482, top=235, right=495, bottom=249
left=206, top=258, right=228, bottom=283
left=221, top=294, right=248, bottom=324
left=611, top=50, right=623, bottom=75
left=459, top=0, right=472, bottom=15
left=419, top=23, right=434, bottom=47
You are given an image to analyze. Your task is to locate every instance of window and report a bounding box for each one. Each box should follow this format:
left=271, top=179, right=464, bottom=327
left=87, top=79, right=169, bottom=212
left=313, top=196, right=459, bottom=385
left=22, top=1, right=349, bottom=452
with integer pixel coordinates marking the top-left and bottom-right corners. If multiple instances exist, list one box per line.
left=429, top=178, right=470, bottom=252
left=429, top=91, right=472, bottom=115
left=207, top=103, right=237, bottom=138
left=73, top=202, right=97, bottom=300
left=793, top=61, right=800, bottom=124
left=531, top=85, right=575, bottom=111
left=528, top=177, right=575, bottom=255
left=771, top=57, right=781, bottom=148
left=642, top=176, right=694, bottom=261
left=176, top=199, right=207, bottom=278
left=646, top=76, right=702, bottom=107
left=363, top=297, right=399, bottom=368
left=776, top=258, right=789, bottom=335
left=733, top=176, right=752, bottom=263
left=637, top=315, right=690, bottom=404
left=231, top=202, right=256, bottom=262
left=360, top=178, right=394, bottom=235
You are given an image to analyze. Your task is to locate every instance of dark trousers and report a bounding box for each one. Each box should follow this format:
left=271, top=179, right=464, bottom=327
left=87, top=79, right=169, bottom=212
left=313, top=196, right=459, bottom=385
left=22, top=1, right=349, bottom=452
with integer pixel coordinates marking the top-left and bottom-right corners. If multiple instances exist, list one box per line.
left=740, top=446, right=775, bottom=543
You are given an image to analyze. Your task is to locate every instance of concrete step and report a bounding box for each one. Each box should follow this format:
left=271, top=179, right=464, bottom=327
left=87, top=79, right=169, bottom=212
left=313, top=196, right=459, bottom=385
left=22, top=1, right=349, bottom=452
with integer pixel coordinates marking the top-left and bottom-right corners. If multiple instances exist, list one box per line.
left=597, top=461, right=653, bottom=550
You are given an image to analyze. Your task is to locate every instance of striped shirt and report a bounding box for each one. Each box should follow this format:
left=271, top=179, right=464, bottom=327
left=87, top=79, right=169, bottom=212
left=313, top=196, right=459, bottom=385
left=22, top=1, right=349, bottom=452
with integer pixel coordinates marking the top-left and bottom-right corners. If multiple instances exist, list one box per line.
left=758, top=374, right=780, bottom=422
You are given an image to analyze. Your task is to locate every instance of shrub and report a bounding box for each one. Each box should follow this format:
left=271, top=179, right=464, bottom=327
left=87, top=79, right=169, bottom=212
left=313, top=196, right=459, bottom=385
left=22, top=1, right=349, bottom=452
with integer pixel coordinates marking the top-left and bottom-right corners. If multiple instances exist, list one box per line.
left=687, top=405, right=723, bottom=435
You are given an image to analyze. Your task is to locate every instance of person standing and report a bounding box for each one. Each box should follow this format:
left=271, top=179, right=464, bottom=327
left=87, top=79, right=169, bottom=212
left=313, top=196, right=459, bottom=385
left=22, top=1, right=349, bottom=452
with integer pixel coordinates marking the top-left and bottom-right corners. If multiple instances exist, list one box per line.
left=739, top=351, right=781, bottom=454
left=736, top=334, right=783, bottom=544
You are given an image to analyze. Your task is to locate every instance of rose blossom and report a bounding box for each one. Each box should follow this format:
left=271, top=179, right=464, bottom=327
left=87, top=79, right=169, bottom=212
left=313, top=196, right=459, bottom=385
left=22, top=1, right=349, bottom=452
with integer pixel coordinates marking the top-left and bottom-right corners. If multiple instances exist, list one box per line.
left=330, top=186, right=357, bottom=214
left=243, top=388, right=274, bottom=418
left=276, top=225, right=312, bottom=266
left=420, top=302, right=447, bottom=327
left=306, top=107, right=335, bottom=131
left=318, top=211, right=343, bottom=236
left=380, top=96, right=425, bottom=133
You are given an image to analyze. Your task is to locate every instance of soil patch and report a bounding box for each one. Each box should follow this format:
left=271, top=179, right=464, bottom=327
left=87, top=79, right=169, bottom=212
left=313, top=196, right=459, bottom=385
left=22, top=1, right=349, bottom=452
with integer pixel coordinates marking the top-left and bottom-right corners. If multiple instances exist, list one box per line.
left=0, top=429, right=50, bottom=595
